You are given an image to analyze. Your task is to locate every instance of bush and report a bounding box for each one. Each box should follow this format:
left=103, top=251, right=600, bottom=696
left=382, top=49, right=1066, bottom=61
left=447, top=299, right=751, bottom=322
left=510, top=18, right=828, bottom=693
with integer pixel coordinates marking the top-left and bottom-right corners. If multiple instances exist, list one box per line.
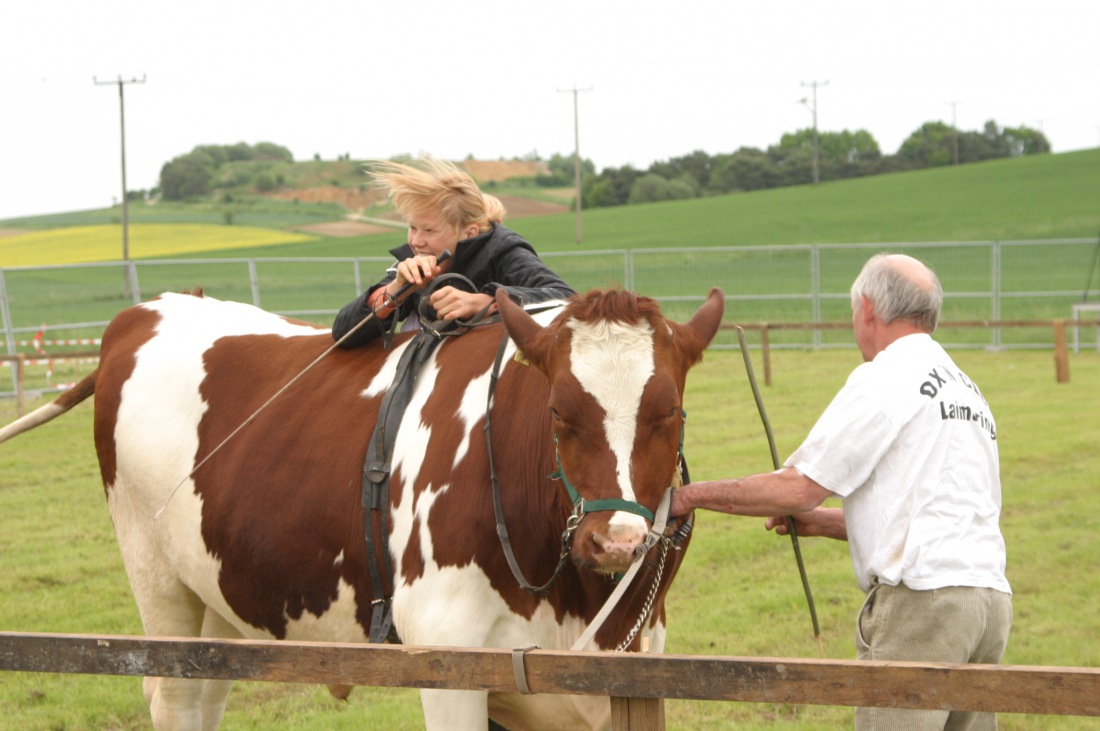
left=254, top=171, right=276, bottom=192
left=253, top=142, right=293, bottom=162
left=159, top=151, right=216, bottom=200
left=629, top=173, right=697, bottom=204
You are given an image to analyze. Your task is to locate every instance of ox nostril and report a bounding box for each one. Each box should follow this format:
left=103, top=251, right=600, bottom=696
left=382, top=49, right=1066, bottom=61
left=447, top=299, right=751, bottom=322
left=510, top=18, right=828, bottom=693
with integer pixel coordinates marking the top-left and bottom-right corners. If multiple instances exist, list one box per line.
left=592, top=526, right=644, bottom=555
left=588, top=524, right=648, bottom=574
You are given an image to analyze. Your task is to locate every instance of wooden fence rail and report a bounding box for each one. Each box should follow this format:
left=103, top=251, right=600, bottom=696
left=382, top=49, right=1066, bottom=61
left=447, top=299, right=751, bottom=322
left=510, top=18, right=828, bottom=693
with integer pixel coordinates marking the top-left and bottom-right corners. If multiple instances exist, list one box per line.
left=1, top=320, right=1082, bottom=415
left=0, top=354, right=24, bottom=415
left=1, top=632, right=1098, bottom=730
left=0, top=351, right=99, bottom=416
left=728, top=319, right=1075, bottom=386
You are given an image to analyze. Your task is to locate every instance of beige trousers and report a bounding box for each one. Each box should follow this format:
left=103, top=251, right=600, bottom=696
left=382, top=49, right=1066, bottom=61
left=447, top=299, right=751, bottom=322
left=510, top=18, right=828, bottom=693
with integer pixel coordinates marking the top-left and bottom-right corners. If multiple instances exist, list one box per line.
left=855, top=582, right=1013, bottom=731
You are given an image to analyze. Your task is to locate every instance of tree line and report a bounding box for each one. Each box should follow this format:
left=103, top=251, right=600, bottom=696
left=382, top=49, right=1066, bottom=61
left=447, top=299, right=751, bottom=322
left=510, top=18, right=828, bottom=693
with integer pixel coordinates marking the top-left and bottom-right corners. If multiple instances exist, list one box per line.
left=534, top=119, right=1049, bottom=209
left=154, top=120, right=1047, bottom=207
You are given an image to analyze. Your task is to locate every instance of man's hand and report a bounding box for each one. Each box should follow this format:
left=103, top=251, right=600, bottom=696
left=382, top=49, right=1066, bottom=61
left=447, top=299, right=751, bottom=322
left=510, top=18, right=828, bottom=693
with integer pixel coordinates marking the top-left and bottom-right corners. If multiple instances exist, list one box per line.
left=765, top=507, right=847, bottom=541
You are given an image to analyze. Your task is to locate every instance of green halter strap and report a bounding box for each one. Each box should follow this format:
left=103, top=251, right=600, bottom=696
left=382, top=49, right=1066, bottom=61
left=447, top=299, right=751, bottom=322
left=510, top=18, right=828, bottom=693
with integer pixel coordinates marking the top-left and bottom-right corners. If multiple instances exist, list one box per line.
left=548, top=411, right=687, bottom=523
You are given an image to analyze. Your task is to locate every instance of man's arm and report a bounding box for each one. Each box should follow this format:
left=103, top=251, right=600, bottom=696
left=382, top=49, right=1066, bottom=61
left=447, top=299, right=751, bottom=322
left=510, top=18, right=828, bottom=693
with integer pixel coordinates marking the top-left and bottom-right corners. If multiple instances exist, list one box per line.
left=672, top=467, right=848, bottom=541
left=673, top=467, right=831, bottom=516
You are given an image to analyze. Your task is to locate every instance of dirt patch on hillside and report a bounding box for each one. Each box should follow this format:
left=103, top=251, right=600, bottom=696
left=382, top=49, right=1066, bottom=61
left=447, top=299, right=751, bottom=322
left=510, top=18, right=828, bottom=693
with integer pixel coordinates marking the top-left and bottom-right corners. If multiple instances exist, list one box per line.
left=270, top=185, right=385, bottom=212
left=497, top=195, right=568, bottom=218
left=269, top=159, right=549, bottom=212
left=292, top=195, right=566, bottom=238
left=460, top=159, right=548, bottom=183
left=272, top=159, right=562, bottom=229
left=294, top=220, right=396, bottom=237
left=0, top=229, right=28, bottom=238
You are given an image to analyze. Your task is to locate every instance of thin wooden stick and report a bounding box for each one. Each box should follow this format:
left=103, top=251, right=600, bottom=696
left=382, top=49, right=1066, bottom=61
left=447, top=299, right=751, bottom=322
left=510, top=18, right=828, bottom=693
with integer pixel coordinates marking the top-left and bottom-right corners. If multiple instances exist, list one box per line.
left=736, top=326, right=823, bottom=657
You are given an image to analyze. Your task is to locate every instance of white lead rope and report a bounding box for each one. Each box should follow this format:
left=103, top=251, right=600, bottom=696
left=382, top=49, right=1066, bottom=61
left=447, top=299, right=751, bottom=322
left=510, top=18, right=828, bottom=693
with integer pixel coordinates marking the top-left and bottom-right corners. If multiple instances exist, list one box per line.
left=512, top=488, right=674, bottom=694
left=569, top=486, right=674, bottom=652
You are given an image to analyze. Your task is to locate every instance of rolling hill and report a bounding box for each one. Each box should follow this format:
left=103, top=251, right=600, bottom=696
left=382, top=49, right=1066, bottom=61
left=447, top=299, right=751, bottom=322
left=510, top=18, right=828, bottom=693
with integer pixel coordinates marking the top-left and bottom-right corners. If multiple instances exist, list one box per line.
left=1, top=149, right=1097, bottom=263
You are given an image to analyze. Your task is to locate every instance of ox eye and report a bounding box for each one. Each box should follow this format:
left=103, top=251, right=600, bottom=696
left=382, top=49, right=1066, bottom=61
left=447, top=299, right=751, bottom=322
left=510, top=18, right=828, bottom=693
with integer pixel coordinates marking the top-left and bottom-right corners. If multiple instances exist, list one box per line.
left=550, top=408, right=563, bottom=423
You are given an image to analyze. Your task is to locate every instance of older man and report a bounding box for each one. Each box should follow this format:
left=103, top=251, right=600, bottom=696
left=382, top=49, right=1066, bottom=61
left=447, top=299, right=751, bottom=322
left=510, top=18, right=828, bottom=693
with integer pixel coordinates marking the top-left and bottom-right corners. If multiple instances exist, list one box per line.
left=674, top=253, right=1012, bottom=731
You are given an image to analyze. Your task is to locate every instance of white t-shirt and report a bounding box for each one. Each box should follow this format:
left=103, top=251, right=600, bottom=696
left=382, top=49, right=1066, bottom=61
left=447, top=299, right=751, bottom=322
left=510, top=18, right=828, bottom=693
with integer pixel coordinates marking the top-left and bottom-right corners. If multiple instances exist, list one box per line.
left=786, top=334, right=1011, bottom=595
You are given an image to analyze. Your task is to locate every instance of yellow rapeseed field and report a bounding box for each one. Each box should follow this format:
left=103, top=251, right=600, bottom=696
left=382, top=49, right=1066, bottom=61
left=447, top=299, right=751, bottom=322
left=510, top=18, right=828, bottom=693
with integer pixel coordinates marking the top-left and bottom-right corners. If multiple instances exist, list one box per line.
left=0, top=224, right=317, bottom=267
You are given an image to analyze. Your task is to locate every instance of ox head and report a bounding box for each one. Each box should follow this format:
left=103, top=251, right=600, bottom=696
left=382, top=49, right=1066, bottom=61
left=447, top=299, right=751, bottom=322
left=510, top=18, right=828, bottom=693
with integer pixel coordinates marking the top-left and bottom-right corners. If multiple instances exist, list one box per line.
left=496, top=287, right=724, bottom=575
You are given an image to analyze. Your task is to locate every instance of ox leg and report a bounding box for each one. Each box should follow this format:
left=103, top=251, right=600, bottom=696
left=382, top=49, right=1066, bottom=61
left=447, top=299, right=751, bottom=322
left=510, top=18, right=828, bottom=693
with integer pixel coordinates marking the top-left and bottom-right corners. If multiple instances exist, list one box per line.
left=198, top=607, right=241, bottom=731
left=421, top=689, right=490, bottom=730
left=132, top=584, right=208, bottom=730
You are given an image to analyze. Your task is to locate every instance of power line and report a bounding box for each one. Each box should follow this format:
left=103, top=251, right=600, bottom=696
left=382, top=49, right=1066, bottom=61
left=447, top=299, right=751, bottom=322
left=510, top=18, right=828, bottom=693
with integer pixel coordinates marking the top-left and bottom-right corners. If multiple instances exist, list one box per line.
left=800, top=80, right=828, bottom=185
left=94, top=74, right=145, bottom=299
left=557, top=86, right=592, bottom=244
left=946, top=101, right=961, bottom=165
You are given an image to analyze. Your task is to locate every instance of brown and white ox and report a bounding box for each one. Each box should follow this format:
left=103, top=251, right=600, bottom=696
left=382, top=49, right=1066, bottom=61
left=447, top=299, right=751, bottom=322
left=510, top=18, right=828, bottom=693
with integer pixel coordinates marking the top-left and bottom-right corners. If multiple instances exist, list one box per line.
left=0, top=286, right=724, bottom=730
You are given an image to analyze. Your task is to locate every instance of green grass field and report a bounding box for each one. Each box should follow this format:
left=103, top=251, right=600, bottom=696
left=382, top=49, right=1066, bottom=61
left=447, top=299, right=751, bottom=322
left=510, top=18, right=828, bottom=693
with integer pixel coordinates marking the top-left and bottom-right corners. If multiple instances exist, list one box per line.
left=2, top=149, right=1097, bottom=356
left=0, top=199, right=348, bottom=234
left=0, top=348, right=1097, bottom=729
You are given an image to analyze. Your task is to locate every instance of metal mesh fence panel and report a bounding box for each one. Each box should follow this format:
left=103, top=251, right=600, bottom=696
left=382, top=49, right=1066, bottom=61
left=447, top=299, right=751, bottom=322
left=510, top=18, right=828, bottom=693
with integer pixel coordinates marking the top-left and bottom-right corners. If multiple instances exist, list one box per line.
left=4, top=239, right=1098, bottom=363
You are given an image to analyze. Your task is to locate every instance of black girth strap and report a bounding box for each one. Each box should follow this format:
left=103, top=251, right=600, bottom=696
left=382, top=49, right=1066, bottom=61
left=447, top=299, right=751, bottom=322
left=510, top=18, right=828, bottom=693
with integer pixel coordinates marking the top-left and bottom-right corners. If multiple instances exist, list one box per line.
left=361, top=330, right=445, bottom=643
left=359, top=272, right=506, bottom=643
left=359, top=291, right=547, bottom=640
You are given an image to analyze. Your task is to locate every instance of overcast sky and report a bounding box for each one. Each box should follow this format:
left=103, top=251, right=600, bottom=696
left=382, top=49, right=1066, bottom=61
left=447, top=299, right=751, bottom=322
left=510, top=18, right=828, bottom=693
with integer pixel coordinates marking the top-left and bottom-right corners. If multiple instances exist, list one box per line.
left=1, top=0, right=1096, bottom=220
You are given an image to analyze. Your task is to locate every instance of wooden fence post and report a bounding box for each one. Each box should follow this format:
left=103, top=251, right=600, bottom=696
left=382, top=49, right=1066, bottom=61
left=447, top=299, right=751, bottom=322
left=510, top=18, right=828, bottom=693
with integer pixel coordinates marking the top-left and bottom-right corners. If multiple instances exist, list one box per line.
left=14, top=355, right=24, bottom=417
left=611, top=697, right=665, bottom=731
left=1052, top=320, right=1070, bottom=384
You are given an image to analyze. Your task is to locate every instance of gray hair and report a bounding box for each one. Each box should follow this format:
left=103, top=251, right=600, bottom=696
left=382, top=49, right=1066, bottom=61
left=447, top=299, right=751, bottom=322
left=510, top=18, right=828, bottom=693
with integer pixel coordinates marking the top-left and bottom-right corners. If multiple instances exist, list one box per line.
left=850, top=253, right=942, bottom=331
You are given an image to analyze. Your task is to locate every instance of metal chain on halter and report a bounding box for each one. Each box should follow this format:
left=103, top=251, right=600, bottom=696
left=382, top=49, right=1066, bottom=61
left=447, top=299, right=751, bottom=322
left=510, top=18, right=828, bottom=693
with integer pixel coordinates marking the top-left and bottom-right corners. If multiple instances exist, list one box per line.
left=615, top=537, right=671, bottom=652
left=611, top=444, right=690, bottom=653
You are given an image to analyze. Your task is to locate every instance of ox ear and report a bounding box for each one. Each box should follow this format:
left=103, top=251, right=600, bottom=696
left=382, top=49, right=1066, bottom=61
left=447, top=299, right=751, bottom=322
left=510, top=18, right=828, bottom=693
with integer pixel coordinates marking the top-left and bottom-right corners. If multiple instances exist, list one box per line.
left=496, top=288, right=548, bottom=366
left=671, top=287, right=725, bottom=364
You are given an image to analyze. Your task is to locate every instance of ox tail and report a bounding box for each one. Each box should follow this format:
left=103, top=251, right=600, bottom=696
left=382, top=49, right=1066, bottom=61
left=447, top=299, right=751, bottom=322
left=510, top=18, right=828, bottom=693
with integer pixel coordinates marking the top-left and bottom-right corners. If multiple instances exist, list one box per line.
left=0, top=368, right=97, bottom=445
left=326, top=684, right=353, bottom=702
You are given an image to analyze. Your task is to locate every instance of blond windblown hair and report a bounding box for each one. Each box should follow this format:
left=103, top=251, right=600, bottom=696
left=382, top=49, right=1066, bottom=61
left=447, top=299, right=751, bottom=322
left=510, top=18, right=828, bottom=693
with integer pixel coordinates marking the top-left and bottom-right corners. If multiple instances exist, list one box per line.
left=366, top=155, right=505, bottom=233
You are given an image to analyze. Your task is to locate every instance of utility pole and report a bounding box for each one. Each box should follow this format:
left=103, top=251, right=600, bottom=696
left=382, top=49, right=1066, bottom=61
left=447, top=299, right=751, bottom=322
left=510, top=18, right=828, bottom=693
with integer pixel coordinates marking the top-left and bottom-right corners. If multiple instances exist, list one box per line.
left=800, top=80, right=828, bottom=185
left=558, top=86, right=592, bottom=243
left=947, top=101, right=960, bottom=165
left=95, top=74, right=145, bottom=298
